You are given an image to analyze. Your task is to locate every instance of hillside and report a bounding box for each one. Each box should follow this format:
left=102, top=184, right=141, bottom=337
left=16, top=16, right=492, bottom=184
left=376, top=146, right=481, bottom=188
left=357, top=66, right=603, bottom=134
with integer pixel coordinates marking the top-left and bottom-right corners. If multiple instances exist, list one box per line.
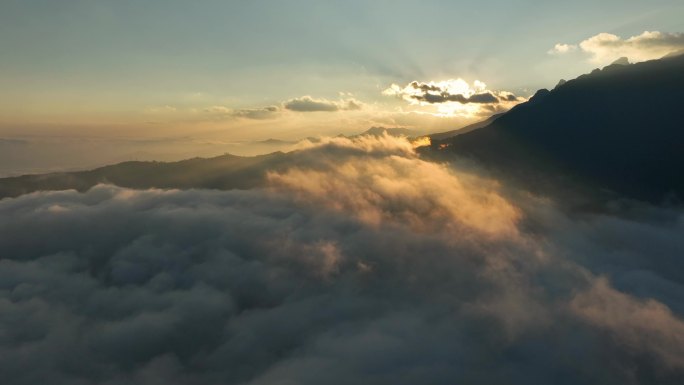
left=0, top=152, right=288, bottom=199
left=428, top=54, right=684, bottom=203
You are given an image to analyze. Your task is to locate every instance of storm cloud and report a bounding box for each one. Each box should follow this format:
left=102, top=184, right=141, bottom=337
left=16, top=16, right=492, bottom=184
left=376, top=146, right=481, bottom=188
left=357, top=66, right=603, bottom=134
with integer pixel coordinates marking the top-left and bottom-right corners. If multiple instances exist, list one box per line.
left=1, top=135, right=683, bottom=384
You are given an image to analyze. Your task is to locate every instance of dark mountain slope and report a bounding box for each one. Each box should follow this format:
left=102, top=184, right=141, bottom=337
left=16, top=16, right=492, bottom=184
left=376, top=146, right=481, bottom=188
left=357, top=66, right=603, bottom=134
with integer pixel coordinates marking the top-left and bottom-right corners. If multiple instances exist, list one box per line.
left=429, top=113, right=503, bottom=141
left=430, top=55, right=684, bottom=203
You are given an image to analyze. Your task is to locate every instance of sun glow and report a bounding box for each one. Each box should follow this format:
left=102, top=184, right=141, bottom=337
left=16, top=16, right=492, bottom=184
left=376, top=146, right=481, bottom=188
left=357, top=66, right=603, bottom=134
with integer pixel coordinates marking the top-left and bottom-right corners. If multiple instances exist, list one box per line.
left=383, top=78, right=525, bottom=118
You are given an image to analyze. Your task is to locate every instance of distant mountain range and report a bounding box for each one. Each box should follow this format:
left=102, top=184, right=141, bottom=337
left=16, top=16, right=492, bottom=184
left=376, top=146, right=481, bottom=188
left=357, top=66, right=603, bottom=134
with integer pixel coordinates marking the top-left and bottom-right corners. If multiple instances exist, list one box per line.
left=358, top=127, right=414, bottom=137
left=0, top=127, right=418, bottom=199
left=0, top=153, right=288, bottom=199
left=426, top=53, right=684, bottom=204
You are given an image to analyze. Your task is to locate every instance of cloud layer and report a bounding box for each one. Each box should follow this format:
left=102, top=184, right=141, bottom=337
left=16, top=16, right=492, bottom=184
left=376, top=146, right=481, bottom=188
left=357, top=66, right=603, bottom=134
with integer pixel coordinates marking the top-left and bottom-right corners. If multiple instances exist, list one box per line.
left=550, top=31, right=684, bottom=64
left=1, top=136, right=684, bottom=384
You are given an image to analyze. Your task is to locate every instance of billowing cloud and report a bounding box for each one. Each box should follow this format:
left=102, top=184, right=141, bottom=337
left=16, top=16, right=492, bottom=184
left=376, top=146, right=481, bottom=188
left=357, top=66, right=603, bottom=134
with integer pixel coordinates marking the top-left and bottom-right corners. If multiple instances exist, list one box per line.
left=550, top=31, right=684, bottom=64
left=283, top=96, right=364, bottom=112
left=1, top=135, right=684, bottom=384
left=571, top=278, right=684, bottom=369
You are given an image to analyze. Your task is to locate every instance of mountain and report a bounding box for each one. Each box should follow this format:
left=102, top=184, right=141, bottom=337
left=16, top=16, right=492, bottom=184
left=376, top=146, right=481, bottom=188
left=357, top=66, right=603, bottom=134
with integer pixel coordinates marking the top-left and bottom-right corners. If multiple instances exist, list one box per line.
left=427, top=54, right=684, bottom=203
left=0, top=127, right=416, bottom=199
left=255, top=138, right=296, bottom=145
left=429, top=113, right=503, bottom=141
left=0, top=152, right=289, bottom=199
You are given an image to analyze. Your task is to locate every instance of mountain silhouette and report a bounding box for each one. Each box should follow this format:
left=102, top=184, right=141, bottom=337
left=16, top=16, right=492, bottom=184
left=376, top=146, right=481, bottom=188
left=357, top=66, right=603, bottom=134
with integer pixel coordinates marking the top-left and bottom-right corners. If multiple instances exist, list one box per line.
left=428, top=54, right=684, bottom=203
left=0, top=152, right=290, bottom=199
left=0, top=127, right=412, bottom=199
left=429, top=113, right=503, bottom=141
left=360, top=127, right=413, bottom=137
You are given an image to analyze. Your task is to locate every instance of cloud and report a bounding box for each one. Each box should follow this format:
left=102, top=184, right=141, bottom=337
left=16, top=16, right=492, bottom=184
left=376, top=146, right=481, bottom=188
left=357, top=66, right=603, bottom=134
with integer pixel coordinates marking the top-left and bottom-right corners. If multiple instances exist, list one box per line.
left=145, top=105, right=178, bottom=114
left=200, top=94, right=365, bottom=121
left=283, top=96, right=364, bottom=112
left=417, top=90, right=499, bottom=104
left=571, top=277, right=684, bottom=369
left=384, top=79, right=521, bottom=107
left=232, top=106, right=281, bottom=120
left=550, top=31, right=684, bottom=64
left=1, top=135, right=684, bottom=384
left=204, top=105, right=281, bottom=120
left=268, top=136, right=520, bottom=236
left=548, top=43, right=578, bottom=55
left=383, top=79, right=523, bottom=118
left=204, top=105, right=232, bottom=114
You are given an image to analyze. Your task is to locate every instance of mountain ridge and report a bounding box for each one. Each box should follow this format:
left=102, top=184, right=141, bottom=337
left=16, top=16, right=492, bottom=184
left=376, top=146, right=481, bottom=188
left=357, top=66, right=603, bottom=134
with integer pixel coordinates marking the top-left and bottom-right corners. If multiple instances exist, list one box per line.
left=427, top=54, right=684, bottom=203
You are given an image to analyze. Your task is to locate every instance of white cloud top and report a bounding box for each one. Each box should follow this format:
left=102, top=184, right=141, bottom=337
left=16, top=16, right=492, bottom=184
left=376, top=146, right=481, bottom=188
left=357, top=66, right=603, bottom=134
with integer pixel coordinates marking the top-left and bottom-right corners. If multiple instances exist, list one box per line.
left=551, top=31, right=684, bottom=64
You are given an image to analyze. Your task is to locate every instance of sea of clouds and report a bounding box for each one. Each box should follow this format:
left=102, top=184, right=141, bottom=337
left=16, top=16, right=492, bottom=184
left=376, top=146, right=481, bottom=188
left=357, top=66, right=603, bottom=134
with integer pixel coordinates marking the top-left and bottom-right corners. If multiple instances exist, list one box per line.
left=1, top=135, right=683, bottom=384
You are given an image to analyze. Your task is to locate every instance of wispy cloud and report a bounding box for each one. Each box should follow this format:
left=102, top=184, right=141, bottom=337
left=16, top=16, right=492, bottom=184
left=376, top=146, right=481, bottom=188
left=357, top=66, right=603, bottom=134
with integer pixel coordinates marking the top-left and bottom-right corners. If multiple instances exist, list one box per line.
left=283, top=95, right=364, bottom=112
left=203, top=105, right=281, bottom=120
left=200, top=96, right=364, bottom=121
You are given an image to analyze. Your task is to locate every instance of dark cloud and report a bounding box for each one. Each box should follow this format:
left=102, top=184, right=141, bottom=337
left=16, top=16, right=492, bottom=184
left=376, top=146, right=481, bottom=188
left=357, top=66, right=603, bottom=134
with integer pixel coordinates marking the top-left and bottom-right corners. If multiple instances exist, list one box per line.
left=1, top=136, right=683, bottom=384
left=410, top=81, right=442, bottom=92
left=413, top=91, right=499, bottom=104
left=501, top=93, right=520, bottom=101
left=387, top=80, right=521, bottom=105
left=283, top=96, right=363, bottom=112
left=411, top=90, right=501, bottom=105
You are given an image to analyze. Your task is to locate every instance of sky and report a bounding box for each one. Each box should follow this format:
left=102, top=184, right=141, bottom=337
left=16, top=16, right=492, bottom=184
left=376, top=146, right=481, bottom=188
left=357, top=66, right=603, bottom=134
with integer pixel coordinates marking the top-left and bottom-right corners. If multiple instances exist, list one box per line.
left=1, top=0, right=684, bottom=172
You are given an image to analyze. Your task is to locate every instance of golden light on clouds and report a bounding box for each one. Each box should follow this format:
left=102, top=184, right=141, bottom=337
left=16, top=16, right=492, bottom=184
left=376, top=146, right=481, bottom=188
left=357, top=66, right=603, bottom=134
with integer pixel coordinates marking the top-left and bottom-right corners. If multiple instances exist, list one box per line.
left=268, top=134, right=521, bottom=237
left=383, top=79, right=524, bottom=118
left=383, top=79, right=488, bottom=101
